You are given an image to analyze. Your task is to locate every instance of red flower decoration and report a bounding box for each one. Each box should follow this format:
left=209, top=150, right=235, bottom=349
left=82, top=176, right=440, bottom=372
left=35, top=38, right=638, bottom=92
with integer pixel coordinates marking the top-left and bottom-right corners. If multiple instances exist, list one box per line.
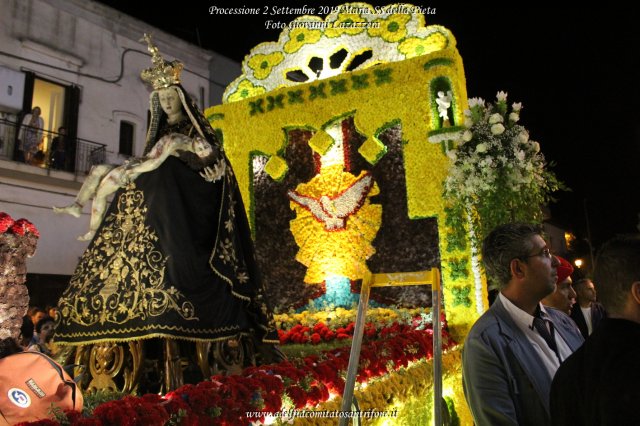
left=10, top=218, right=40, bottom=237
left=0, top=212, right=14, bottom=234
left=16, top=312, right=459, bottom=425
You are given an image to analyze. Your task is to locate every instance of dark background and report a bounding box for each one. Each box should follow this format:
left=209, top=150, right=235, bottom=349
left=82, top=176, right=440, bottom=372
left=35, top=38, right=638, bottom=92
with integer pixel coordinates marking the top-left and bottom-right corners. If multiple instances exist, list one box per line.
left=97, top=0, right=640, bottom=251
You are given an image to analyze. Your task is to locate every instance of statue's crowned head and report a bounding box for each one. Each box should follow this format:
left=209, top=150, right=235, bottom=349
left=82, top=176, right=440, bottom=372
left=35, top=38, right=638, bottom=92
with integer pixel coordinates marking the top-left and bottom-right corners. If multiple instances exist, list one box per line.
left=140, top=33, right=184, bottom=90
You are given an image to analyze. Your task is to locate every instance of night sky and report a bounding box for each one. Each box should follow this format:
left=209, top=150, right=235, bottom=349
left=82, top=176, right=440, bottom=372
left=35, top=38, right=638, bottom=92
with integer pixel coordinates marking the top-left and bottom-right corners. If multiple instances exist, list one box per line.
left=97, top=1, right=640, bottom=250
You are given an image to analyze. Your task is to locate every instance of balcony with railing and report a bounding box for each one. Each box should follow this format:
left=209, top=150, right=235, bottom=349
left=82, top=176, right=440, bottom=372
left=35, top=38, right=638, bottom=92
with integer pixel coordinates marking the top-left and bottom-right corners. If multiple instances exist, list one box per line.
left=0, top=117, right=106, bottom=176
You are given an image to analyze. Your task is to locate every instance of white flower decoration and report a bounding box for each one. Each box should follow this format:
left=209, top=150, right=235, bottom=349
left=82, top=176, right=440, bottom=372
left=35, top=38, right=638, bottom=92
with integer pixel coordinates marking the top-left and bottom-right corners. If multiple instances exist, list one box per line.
left=491, top=123, right=505, bottom=135
left=512, top=102, right=522, bottom=112
left=468, top=97, right=485, bottom=108
left=517, top=130, right=529, bottom=144
left=530, top=141, right=540, bottom=153
left=444, top=93, right=561, bottom=255
left=489, top=113, right=503, bottom=124
left=464, top=117, right=474, bottom=128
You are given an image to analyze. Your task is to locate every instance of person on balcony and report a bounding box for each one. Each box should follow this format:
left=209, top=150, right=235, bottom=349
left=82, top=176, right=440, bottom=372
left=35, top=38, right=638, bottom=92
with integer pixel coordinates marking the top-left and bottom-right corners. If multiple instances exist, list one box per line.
left=16, top=106, right=43, bottom=164
left=54, top=34, right=282, bottom=392
left=49, top=127, right=67, bottom=170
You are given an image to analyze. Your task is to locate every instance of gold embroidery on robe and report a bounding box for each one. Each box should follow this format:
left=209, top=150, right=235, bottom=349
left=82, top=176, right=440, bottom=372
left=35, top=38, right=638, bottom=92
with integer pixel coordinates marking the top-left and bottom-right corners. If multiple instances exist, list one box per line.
left=57, top=185, right=197, bottom=328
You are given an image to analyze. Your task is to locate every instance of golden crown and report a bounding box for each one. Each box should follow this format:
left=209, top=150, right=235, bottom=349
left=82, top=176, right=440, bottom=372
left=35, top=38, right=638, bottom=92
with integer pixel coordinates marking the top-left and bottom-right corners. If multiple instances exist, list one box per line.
left=140, top=33, right=183, bottom=90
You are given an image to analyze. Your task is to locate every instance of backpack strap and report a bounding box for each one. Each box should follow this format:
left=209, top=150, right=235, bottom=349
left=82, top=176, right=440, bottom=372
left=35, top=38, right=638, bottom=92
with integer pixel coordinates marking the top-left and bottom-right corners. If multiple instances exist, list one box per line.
left=29, top=352, right=80, bottom=410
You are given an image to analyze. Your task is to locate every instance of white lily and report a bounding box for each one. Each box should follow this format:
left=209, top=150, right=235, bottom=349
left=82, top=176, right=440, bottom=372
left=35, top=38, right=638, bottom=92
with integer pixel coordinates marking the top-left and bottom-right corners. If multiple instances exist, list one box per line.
left=468, top=97, right=485, bottom=108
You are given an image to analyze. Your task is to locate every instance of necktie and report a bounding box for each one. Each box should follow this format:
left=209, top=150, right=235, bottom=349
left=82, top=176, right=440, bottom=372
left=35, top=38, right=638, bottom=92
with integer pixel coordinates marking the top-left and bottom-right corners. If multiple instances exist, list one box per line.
left=532, top=308, right=559, bottom=360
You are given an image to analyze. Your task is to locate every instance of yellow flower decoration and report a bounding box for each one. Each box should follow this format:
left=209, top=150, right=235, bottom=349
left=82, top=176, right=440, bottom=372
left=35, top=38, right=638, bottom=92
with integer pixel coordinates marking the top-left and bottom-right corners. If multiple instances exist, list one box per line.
left=284, top=27, right=323, bottom=53
left=226, top=79, right=266, bottom=102
left=368, top=13, right=411, bottom=43
left=264, top=155, right=288, bottom=181
left=288, top=165, right=382, bottom=283
left=247, top=52, right=285, bottom=80
left=308, top=129, right=335, bottom=155
left=399, top=33, right=449, bottom=58
left=325, top=13, right=368, bottom=38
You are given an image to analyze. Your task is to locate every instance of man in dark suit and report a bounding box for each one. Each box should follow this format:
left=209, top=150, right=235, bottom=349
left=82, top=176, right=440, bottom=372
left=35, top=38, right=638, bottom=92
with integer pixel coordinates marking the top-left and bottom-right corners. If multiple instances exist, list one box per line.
left=551, top=235, right=640, bottom=425
left=463, top=223, right=584, bottom=426
left=569, top=278, right=606, bottom=338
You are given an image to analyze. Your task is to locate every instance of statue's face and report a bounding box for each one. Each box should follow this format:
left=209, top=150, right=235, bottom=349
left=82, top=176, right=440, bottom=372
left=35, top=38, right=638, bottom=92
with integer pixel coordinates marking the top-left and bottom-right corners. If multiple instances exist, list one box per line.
left=158, top=87, right=181, bottom=116
left=193, top=137, right=213, bottom=158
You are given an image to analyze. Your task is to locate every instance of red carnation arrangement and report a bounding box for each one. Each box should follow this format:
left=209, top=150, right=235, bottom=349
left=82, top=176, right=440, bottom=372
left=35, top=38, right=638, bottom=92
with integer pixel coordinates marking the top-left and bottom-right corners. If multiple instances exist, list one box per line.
left=0, top=212, right=14, bottom=234
left=0, top=212, right=39, bottom=237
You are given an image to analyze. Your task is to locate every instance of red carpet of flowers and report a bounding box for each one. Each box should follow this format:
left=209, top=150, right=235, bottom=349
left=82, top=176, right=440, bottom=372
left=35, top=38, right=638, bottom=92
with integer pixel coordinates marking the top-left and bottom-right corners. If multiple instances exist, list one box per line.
left=19, top=321, right=454, bottom=425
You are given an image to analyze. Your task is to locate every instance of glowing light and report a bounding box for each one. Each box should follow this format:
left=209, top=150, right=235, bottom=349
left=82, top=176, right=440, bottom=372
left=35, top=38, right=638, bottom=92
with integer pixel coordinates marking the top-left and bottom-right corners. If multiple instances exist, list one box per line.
left=565, top=232, right=576, bottom=247
left=574, top=259, right=583, bottom=268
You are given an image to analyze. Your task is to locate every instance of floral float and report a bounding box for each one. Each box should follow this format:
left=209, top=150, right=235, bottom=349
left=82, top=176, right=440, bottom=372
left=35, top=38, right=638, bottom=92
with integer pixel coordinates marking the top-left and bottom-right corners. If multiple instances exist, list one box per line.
left=0, top=212, right=39, bottom=344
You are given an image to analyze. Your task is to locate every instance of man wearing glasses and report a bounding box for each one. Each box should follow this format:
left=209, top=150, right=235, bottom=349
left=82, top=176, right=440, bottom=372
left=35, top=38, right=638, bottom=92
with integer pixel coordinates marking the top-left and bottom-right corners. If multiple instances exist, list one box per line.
left=462, top=223, right=584, bottom=426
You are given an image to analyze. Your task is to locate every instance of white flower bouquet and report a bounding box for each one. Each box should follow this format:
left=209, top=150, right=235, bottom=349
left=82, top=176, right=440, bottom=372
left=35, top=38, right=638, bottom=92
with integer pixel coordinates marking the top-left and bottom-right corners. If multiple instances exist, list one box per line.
left=443, top=91, right=564, bottom=252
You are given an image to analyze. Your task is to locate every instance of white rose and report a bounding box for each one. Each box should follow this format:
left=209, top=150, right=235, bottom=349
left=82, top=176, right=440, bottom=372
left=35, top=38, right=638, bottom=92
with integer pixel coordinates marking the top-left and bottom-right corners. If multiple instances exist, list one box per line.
left=475, top=143, right=488, bottom=153
left=496, top=91, right=508, bottom=102
left=509, top=112, right=520, bottom=122
left=530, top=141, right=540, bottom=153
left=463, top=130, right=473, bottom=142
left=517, top=130, right=529, bottom=144
left=464, top=117, right=474, bottom=128
left=491, top=123, right=505, bottom=135
left=489, top=113, right=503, bottom=124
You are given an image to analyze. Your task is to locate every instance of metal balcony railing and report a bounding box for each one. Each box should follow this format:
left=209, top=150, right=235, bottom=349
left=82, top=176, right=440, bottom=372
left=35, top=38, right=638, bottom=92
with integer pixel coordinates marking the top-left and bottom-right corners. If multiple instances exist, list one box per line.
left=0, top=117, right=106, bottom=175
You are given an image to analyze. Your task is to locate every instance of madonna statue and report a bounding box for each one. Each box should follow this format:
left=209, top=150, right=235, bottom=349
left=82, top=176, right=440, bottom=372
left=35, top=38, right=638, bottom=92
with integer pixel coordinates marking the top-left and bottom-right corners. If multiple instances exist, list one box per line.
left=55, top=35, right=281, bottom=392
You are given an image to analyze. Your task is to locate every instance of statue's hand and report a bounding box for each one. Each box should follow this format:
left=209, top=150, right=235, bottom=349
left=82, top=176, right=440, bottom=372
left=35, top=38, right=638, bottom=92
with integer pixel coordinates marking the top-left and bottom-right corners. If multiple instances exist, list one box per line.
left=199, top=160, right=226, bottom=182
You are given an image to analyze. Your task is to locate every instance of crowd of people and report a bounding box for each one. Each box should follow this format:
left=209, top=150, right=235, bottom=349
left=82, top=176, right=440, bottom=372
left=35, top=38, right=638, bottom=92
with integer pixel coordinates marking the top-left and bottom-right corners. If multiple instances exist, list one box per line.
left=0, top=305, right=57, bottom=359
left=463, top=222, right=640, bottom=426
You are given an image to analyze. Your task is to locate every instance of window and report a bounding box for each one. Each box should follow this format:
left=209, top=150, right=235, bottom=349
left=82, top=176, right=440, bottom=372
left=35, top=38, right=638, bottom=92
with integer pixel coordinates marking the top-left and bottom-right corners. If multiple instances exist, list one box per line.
left=118, top=121, right=134, bottom=156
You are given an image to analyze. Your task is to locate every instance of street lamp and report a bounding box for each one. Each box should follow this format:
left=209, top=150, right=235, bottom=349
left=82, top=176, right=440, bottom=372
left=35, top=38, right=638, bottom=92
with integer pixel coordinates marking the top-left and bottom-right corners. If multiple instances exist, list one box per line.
left=574, top=259, right=583, bottom=268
